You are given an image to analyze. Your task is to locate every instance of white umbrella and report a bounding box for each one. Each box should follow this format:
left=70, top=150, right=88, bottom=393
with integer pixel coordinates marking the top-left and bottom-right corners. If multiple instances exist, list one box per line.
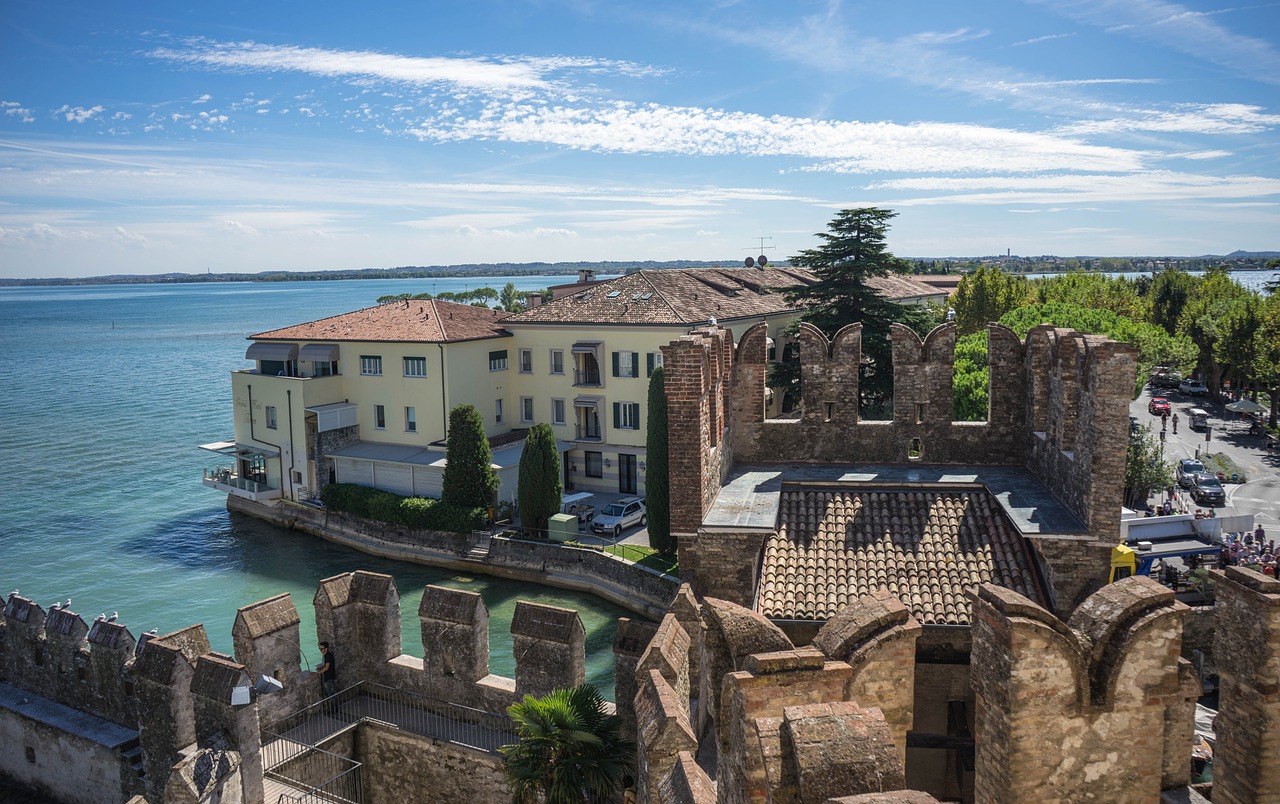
left=1225, top=399, right=1266, bottom=414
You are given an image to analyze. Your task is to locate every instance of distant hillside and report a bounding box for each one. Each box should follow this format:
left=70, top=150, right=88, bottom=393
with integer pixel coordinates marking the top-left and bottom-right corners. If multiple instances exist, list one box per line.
left=1223, top=250, right=1280, bottom=258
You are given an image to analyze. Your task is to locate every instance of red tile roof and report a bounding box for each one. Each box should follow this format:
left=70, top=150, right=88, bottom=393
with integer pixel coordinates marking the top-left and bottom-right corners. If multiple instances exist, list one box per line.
left=250, top=299, right=510, bottom=343
left=760, top=488, right=1046, bottom=625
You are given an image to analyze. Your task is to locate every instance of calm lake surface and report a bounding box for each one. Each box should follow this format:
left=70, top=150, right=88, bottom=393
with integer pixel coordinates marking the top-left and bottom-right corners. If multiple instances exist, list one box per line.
left=0, top=276, right=631, bottom=696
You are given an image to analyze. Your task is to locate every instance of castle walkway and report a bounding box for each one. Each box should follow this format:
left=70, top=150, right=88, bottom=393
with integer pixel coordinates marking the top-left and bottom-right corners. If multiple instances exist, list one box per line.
left=261, top=682, right=517, bottom=803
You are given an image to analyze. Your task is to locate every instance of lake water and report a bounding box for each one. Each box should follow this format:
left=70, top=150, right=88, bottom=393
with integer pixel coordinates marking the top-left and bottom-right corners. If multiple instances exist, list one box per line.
left=0, top=276, right=631, bottom=696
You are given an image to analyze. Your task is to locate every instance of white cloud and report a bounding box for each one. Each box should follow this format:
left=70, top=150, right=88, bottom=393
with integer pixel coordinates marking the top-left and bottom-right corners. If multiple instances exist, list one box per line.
left=150, top=40, right=660, bottom=95
left=193, top=94, right=212, bottom=104
left=221, top=219, right=260, bottom=236
left=697, top=229, right=719, bottom=236
left=1024, top=0, right=1280, bottom=85
left=112, top=111, right=132, bottom=121
left=1058, top=103, right=1280, bottom=136
left=56, top=105, right=104, bottom=123
left=1010, top=32, right=1078, bottom=46
left=112, top=226, right=148, bottom=245
left=867, top=171, right=1280, bottom=205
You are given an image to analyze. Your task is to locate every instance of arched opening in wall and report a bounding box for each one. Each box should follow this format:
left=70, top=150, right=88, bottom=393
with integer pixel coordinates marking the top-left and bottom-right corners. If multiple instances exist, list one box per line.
left=767, top=337, right=802, bottom=417
left=909, top=438, right=923, bottom=460
left=951, top=328, right=990, bottom=423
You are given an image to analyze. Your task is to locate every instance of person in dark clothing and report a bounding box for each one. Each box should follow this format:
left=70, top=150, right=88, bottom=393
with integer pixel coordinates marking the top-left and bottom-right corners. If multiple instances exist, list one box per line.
left=318, top=641, right=337, bottom=697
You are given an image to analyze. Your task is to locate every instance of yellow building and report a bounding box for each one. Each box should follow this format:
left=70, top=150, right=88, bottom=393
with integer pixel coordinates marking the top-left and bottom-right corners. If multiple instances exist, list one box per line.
left=201, top=266, right=943, bottom=505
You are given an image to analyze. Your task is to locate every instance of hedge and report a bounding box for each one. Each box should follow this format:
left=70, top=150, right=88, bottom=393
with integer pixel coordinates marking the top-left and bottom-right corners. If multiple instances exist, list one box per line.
left=320, top=483, right=486, bottom=533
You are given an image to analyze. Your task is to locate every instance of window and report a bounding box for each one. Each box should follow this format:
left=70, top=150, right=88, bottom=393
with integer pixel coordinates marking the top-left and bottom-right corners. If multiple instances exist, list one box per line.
left=266, top=405, right=278, bottom=429
left=374, top=405, right=386, bottom=429
left=585, top=451, right=603, bottom=478
left=613, top=402, right=640, bottom=430
left=495, top=399, right=504, bottom=423
left=613, top=351, right=639, bottom=378
left=552, top=398, right=566, bottom=425
left=646, top=352, right=664, bottom=377
left=550, top=349, right=565, bottom=375
left=519, top=349, right=533, bottom=373
left=520, top=397, right=534, bottom=423
left=360, top=355, right=383, bottom=376
left=489, top=350, right=508, bottom=371
left=406, top=406, right=417, bottom=433
left=404, top=357, right=427, bottom=378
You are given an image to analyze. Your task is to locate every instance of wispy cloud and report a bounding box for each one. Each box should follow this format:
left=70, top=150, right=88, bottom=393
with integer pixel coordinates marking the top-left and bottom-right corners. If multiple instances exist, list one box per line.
left=3, top=101, right=35, bottom=123
left=56, top=104, right=104, bottom=123
left=1010, top=32, right=1077, bottom=47
left=867, top=171, right=1280, bottom=205
left=1058, top=103, right=1280, bottom=135
left=1024, top=0, right=1280, bottom=85
left=150, top=39, right=662, bottom=95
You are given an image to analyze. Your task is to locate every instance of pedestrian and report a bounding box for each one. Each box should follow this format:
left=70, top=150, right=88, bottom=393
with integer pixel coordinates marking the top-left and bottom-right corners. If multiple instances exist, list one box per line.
left=1257, top=524, right=1267, bottom=544
left=318, top=641, right=337, bottom=698
left=1162, top=411, right=1169, bottom=431
left=1172, top=413, right=1178, bottom=434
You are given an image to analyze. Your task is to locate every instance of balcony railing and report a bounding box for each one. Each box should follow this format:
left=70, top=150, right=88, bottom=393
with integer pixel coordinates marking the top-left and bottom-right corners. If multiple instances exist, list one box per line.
left=573, top=368, right=602, bottom=387
left=575, top=425, right=603, bottom=442
left=202, top=468, right=281, bottom=502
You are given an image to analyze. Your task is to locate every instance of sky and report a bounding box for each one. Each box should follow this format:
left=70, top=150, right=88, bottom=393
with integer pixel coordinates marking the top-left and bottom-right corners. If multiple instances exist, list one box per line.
left=2, top=1, right=1279, bottom=278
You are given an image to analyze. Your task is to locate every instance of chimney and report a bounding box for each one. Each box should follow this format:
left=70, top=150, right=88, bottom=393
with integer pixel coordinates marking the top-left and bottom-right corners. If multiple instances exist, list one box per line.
left=526, top=294, right=544, bottom=309
left=578, top=269, right=596, bottom=283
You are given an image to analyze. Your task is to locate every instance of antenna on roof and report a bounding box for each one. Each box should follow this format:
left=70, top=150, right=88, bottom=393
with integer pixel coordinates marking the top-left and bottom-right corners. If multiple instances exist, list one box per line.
left=744, top=236, right=774, bottom=270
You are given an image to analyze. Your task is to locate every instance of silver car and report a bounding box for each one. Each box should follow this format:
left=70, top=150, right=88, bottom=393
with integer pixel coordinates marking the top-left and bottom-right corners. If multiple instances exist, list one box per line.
left=1176, top=458, right=1207, bottom=488
left=591, top=497, right=647, bottom=537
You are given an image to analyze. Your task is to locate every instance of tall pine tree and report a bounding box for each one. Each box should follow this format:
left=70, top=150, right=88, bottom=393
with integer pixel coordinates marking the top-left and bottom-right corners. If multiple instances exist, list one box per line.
left=441, top=403, right=498, bottom=510
left=784, top=208, right=924, bottom=416
left=518, top=423, right=562, bottom=536
left=644, top=366, right=674, bottom=555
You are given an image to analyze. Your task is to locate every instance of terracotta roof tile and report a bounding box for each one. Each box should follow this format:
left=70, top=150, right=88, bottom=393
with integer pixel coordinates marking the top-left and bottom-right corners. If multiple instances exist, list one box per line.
left=504, top=267, right=812, bottom=326
left=251, top=298, right=510, bottom=344
left=759, top=488, right=1046, bottom=626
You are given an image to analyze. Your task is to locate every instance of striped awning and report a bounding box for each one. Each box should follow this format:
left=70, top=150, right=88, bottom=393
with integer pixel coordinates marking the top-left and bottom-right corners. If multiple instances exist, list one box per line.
left=298, top=343, right=339, bottom=362
left=245, top=341, right=298, bottom=362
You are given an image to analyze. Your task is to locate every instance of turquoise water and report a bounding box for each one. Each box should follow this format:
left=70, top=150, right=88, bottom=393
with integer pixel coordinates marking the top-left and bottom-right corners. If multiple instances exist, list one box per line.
left=0, top=277, right=630, bottom=696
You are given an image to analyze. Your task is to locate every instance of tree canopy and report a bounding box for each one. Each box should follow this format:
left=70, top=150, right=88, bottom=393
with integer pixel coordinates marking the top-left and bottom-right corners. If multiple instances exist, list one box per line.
left=518, top=423, right=562, bottom=536
left=951, top=265, right=1030, bottom=335
left=783, top=208, right=926, bottom=415
left=441, top=404, right=498, bottom=510
left=500, top=684, right=634, bottom=804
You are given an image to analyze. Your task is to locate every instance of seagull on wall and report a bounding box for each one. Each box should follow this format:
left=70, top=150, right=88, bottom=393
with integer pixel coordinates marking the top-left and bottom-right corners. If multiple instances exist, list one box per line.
left=107, top=612, right=118, bottom=622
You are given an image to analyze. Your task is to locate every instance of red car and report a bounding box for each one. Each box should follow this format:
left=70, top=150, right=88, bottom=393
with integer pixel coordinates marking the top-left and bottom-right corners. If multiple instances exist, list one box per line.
left=1149, top=397, right=1171, bottom=415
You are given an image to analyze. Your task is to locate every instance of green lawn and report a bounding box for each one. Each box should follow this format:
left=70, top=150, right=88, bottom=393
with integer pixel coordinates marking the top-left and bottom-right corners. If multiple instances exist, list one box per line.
left=601, top=543, right=678, bottom=574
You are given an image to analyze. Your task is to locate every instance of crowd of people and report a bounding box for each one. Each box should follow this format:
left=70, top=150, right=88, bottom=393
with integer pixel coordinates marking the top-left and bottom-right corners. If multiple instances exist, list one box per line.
left=1224, top=526, right=1274, bottom=574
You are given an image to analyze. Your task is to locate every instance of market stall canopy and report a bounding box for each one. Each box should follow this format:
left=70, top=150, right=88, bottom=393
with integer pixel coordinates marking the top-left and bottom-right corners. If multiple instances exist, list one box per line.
left=1225, top=399, right=1266, bottom=414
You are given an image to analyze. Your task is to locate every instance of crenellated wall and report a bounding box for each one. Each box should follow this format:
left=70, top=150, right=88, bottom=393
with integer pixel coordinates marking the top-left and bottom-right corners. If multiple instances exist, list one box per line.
left=968, top=577, right=1192, bottom=804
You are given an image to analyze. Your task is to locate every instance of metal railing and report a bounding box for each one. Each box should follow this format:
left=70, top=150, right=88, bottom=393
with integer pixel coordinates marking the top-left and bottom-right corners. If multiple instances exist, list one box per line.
left=263, top=681, right=518, bottom=757
left=203, top=467, right=270, bottom=493
left=265, top=739, right=361, bottom=804
left=573, top=368, right=602, bottom=387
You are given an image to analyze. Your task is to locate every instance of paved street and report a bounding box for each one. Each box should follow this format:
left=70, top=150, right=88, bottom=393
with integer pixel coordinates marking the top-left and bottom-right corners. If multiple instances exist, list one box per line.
left=1133, top=385, right=1279, bottom=529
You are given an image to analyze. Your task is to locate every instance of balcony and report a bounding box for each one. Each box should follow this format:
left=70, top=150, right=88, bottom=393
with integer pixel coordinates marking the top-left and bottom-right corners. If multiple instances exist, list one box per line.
left=573, top=368, right=602, bottom=387
left=574, top=425, right=603, bottom=442
left=202, top=467, right=282, bottom=502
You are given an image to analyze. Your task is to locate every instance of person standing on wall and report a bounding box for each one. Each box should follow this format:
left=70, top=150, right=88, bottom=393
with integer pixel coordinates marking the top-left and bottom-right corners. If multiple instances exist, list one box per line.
left=318, top=641, right=337, bottom=698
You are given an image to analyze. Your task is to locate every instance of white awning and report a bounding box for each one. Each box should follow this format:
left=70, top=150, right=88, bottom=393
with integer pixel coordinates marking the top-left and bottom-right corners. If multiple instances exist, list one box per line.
left=574, top=395, right=604, bottom=408
left=572, top=341, right=602, bottom=353
left=199, top=441, right=280, bottom=459
left=298, top=343, right=339, bottom=362
left=245, top=342, right=298, bottom=362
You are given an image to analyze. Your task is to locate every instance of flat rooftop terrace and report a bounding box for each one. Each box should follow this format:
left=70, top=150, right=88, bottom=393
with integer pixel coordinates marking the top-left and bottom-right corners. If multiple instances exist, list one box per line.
left=705, top=463, right=1088, bottom=537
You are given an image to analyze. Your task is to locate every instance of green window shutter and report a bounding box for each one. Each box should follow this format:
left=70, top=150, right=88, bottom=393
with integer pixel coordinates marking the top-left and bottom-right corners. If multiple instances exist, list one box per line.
left=612, top=351, right=620, bottom=377
left=631, top=403, right=640, bottom=430
left=613, top=402, right=621, bottom=429
left=631, top=352, right=639, bottom=377
left=646, top=352, right=654, bottom=377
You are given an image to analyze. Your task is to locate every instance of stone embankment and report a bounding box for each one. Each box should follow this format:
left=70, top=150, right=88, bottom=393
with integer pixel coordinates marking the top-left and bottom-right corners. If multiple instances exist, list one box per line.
left=228, top=496, right=677, bottom=619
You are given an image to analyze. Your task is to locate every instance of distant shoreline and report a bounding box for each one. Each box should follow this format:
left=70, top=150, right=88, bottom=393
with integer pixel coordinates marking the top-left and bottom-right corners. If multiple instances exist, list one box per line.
left=2, top=256, right=1276, bottom=287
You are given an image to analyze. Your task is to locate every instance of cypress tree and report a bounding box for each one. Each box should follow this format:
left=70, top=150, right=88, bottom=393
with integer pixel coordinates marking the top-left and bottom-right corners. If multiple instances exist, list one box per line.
left=645, top=366, right=675, bottom=555
left=518, top=423, right=562, bottom=536
left=441, top=403, right=498, bottom=510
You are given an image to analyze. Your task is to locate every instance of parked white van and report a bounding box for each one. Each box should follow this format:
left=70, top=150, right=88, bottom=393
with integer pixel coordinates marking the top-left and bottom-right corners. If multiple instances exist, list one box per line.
left=1188, top=408, right=1210, bottom=430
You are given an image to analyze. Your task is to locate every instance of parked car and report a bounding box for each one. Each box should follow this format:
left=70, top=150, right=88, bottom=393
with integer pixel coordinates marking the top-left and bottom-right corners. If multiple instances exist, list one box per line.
left=1179, top=379, right=1208, bottom=396
left=1149, top=397, right=1172, bottom=416
left=1191, top=474, right=1225, bottom=506
left=591, top=497, right=647, bottom=537
left=1177, top=458, right=1207, bottom=488
left=1150, top=369, right=1183, bottom=389
left=559, top=491, right=595, bottom=522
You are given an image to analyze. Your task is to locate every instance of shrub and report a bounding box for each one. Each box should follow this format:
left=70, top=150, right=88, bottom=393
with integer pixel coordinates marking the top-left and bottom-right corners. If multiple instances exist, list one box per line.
left=320, top=483, right=486, bottom=533
left=442, top=404, right=499, bottom=509
left=518, top=423, right=561, bottom=535
left=368, top=491, right=405, bottom=525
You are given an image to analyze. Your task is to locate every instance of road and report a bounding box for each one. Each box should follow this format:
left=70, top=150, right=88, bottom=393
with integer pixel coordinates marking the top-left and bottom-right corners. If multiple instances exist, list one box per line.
left=1134, top=385, right=1279, bottom=530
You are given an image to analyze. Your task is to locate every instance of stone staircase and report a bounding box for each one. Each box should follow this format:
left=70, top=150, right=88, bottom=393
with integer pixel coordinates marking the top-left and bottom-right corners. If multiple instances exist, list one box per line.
left=465, top=531, right=492, bottom=561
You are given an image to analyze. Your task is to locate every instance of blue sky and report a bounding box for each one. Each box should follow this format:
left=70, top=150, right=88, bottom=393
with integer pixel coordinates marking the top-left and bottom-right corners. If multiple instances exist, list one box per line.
left=2, top=0, right=1279, bottom=278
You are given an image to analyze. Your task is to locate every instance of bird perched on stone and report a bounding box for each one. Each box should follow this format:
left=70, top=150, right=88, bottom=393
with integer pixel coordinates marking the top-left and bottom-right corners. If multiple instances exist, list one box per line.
left=64, top=598, right=72, bottom=609
left=146, top=628, right=158, bottom=635
left=9, top=589, right=17, bottom=597
left=95, top=613, right=106, bottom=621
left=50, top=602, right=62, bottom=611
left=107, top=612, right=118, bottom=623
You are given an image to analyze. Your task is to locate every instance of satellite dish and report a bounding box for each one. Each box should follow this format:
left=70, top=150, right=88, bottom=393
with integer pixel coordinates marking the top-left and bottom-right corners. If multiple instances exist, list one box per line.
left=758, top=255, right=769, bottom=267
left=744, top=257, right=755, bottom=267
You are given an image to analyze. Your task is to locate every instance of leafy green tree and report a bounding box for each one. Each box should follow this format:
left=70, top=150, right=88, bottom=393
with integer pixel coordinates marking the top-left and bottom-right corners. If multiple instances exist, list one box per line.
left=500, top=684, right=635, bottom=804
left=1256, top=292, right=1280, bottom=428
left=784, top=208, right=926, bottom=416
left=499, top=282, right=523, bottom=312
left=951, top=266, right=1029, bottom=335
left=1217, top=293, right=1266, bottom=392
left=1177, top=268, right=1249, bottom=393
left=518, top=423, right=562, bottom=536
left=1147, top=269, right=1198, bottom=335
left=645, top=366, right=674, bottom=555
left=442, top=404, right=498, bottom=510
left=951, top=331, right=990, bottom=421
left=1032, top=271, right=1147, bottom=321
left=1124, top=425, right=1174, bottom=508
